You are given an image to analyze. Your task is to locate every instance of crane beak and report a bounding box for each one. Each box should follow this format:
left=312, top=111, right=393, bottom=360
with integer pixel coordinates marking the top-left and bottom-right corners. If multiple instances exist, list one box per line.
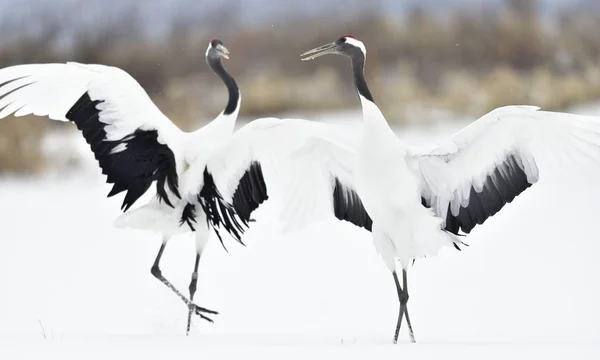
left=300, top=42, right=338, bottom=61
left=217, top=44, right=230, bottom=59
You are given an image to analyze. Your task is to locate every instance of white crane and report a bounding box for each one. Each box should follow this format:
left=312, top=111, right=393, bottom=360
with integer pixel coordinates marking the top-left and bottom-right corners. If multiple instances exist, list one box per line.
left=194, top=35, right=600, bottom=344
left=0, top=39, right=240, bottom=334
left=298, top=35, right=600, bottom=343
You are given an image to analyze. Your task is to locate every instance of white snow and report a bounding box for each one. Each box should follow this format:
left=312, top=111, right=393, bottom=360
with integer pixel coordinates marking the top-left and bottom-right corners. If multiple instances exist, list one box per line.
left=2, top=106, right=600, bottom=358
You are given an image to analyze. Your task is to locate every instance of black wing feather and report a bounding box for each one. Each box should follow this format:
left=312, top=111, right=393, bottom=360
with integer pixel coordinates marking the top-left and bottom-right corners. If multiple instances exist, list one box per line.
left=189, top=162, right=269, bottom=249
left=66, top=92, right=180, bottom=211
left=332, top=178, right=372, bottom=231
left=442, top=153, right=533, bottom=235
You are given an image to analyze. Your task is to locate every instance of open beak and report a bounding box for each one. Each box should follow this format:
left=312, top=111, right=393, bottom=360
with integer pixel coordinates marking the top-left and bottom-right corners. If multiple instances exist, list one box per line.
left=217, top=44, right=230, bottom=59
left=300, top=42, right=338, bottom=61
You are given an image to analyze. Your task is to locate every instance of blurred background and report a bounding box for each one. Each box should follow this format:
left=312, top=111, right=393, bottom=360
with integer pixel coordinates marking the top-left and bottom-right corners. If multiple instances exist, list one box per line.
left=2, top=0, right=600, bottom=173
left=4, top=1, right=600, bottom=345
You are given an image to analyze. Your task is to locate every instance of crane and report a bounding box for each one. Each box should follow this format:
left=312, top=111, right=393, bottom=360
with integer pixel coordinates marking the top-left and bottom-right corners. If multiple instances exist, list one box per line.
left=0, top=39, right=240, bottom=334
left=298, top=34, right=600, bottom=343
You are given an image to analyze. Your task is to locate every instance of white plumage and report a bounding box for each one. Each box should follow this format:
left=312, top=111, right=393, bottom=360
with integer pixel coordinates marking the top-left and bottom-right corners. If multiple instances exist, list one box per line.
left=180, top=117, right=361, bottom=243
left=0, top=63, right=181, bottom=141
left=410, top=104, right=600, bottom=231
left=0, top=61, right=222, bottom=208
left=291, top=35, right=600, bottom=343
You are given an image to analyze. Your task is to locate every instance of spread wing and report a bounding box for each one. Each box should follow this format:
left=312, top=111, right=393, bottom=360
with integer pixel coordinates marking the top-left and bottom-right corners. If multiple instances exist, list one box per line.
left=179, top=118, right=370, bottom=248
left=0, top=63, right=184, bottom=210
left=411, top=105, right=600, bottom=234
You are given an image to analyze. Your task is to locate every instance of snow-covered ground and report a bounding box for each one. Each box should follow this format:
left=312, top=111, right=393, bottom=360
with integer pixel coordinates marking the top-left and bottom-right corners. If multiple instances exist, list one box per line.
left=2, top=106, right=600, bottom=358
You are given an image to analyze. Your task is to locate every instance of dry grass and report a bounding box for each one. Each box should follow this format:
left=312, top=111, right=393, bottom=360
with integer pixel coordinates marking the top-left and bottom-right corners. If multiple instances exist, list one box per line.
left=0, top=117, right=49, bottom=174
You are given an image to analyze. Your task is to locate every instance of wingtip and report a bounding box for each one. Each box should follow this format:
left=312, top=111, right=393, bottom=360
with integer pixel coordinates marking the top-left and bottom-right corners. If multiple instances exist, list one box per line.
left=236, top=238, right=247, bottom=247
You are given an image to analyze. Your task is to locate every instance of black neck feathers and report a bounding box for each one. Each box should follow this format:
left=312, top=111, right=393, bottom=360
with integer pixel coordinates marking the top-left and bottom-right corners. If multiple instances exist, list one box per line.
left=351, top=54, right=374, bottom=103
left=208, top=58, right=239, bottom=116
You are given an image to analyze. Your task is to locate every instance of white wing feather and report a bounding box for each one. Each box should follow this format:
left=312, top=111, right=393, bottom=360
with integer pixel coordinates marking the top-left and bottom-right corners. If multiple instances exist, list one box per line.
left=278, top=133, right=361, bottom=232
left=185, top=118, right=360, bottom=230
left=0, top=62, right=190, bottom=212
left=0, top=62, right=182, bottom=144
left=191, top=118, right=340, bottom=199
left=411, top=105, right=600, bottom=224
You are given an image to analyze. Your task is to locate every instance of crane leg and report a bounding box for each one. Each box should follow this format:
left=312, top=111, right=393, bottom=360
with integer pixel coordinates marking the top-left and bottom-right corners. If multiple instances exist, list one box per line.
left=150, top=241, right=218, bottom=324
left=402, top=269, right=416, bottom=343
left=185, top=253, right=201, bottom=335
left=392, top=269, right=416, bottom=343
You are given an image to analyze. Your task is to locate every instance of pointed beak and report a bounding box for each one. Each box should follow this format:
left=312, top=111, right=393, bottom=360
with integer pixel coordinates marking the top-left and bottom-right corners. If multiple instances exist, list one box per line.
left=217, top=44, right=230, bottom=59
left=300, top=42, right=338, bottom=61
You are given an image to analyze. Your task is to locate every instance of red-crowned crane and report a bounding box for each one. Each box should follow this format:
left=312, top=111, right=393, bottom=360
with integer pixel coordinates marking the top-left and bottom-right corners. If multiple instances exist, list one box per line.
left=0, top=39, right=239, bottom=334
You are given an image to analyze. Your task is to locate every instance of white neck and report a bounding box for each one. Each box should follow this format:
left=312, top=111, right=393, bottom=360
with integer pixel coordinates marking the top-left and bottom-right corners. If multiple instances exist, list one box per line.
left=359, top=94, right=397, bottom=145
left=211, top=95, right=241, bottom=135
left=359, top=95, right=388, bottom=126
left=186, top=96, right=241, bottom=153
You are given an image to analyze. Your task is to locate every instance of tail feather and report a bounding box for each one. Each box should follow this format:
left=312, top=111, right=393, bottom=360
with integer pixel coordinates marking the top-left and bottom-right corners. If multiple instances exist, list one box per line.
left=114, top=202, right=186, bottom=236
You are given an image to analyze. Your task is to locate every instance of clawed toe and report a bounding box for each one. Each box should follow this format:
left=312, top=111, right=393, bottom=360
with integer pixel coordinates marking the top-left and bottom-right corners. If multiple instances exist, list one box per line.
left=197, top=313, right=214, bottom=323
left=195, top=305, right=219, bottom=315
left=189, top=303, right=219, bottom=323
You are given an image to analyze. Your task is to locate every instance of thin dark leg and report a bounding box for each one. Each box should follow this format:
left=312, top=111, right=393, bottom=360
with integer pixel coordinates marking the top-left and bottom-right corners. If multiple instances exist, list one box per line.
left=393, top=271, right=405, bottom=344
left=186, top=253, right=201, bottom=335
left=402, top=269, right=416, bottom=343
left=150, top=242, right=218, bottom=323
left=392, top=269, right=416, bottom=344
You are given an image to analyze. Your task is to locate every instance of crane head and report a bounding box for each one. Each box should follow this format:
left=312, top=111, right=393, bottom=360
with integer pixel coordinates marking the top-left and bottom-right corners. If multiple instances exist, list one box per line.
left=206, top=38, right=230, bottom=60
left=300, top=34, right=366, bottom=61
